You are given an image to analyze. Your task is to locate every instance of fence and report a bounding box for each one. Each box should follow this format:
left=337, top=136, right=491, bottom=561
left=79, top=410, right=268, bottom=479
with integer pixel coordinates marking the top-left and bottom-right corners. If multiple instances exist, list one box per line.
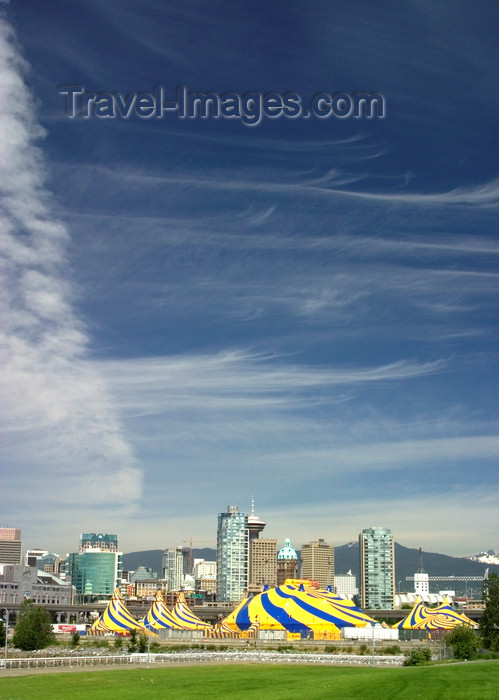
left=1, top=651, right=405, bottom=670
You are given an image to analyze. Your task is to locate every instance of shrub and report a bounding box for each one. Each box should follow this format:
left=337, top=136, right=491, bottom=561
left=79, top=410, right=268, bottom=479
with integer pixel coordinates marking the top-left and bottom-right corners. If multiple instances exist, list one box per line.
left=445, top=625, right=479, bottom=660
left=384, top=645, right=402, bottom=655
left=404, top=648, right=432, bottom=666
left=137, top=633, right=148, bottom=653
left=127, top=629, right=139, bottom=653
left=71, top=632, right=80, bottom=647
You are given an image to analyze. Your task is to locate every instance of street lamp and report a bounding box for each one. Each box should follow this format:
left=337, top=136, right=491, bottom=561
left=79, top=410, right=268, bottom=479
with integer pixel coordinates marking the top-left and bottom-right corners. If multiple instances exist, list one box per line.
left=1, top=608, right=9, bottom=670
left=371, top=622, right=376, bottom=668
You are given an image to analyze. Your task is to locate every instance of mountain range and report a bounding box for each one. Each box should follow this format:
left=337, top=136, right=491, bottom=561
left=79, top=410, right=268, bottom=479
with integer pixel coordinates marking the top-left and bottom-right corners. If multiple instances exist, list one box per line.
left=123, top=543, right=498, bottom=596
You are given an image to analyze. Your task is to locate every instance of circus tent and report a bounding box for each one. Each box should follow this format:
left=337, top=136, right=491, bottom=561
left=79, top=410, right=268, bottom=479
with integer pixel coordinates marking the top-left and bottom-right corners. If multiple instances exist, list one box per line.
left=393, top=597, right=477, bottom=630
left=90, top=588, right=152, bottom=634
left=223, top=580, right=376, bottom=636
left=205, top=620, right=241, bottom=639
left=143, top=590, right=183, bottom=630
left=169, top=591, right=212, bottom=630
left=430, top=600, right=476, bottom=627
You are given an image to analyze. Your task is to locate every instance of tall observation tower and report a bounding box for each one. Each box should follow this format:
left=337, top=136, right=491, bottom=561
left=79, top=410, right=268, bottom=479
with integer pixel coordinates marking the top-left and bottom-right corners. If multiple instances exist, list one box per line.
left=246, top=498, right=266, bottom=541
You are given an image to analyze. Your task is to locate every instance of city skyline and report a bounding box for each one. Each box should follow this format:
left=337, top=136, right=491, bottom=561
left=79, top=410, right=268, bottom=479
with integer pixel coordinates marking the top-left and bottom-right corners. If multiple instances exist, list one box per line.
left=2, top=2, right=498, bottom=557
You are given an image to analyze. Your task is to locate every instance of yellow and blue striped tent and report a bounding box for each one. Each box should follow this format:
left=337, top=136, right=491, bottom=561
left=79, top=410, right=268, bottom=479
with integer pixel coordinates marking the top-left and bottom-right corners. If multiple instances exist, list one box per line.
left=143, top=590, right=184, bottom=630
left=393, top=597, right=477, bottom=630
left=90, top=587, right=152, bottom=633
left=88, top=616, right=110, bottom=634
left=392, top=598, right=426, bottom=629
left=224, top=581, right=375, bottom=635
left=430, top=599, right=476, bottom=627
left=169, top=591, right=212, bottom=630
left=205, top=620, right=240, bottom=639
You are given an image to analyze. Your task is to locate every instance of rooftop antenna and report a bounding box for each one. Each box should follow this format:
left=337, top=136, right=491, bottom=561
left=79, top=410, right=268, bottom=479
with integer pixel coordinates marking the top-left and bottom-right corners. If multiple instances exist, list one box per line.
left=417, top=547, right=425, bottom=573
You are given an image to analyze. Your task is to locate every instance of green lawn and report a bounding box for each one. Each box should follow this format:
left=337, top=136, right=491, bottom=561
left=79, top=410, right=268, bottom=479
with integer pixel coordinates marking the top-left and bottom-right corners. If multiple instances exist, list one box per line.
left=0, top=662, right=497, bottom=699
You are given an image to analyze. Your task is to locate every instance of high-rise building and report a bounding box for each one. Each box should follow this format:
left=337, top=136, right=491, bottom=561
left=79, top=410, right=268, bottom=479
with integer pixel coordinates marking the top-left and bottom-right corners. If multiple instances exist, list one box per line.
left=25, top=548, right=48, bottom=567
left=80, top=533, right=118, bottom=552
left=67, top=550, right=122, bottom=602
left=25, top=549, right=63, bottom=576
left=162, top=547, right=184, bottom=591
left=0, top=528, right=22, bottom=565
left=216, top=505, right=248, bottom=602
left=130, top=566, right=158, bottom=583
left=359, top=527, right=395, bottom=609
left=300, top=538, right=334, bottom=589
left=248, top=538, right=277, bottom=592
left=193, top=560, right=217, bottom=578
left=40, top=552, right=64, bottom=576
left=182, top=547, right=192, bottom=575
left=277, top=538, right=299, bottom=585
left=335, top=570, right=358, bottom=597
left=67, top=533, right=122, bottom=602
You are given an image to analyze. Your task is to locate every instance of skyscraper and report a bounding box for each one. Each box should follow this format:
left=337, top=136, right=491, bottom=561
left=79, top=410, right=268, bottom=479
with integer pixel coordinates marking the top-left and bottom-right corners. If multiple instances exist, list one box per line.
left=359, top=527, right=395, bottom=609
left=300, top=538, right=334, bottom=589
left=277, top=538, right=299, bottom=585
left=80, top=533, right=118, bottom=552
left=162, top=546, right=184, bottom=591
left=216, top=505, right=248, bottom=602
left=0, top=528, right=22, bottom=565
left=248, top=538, right=277, bottom=592
left=67, top=533, right=122, bottom=603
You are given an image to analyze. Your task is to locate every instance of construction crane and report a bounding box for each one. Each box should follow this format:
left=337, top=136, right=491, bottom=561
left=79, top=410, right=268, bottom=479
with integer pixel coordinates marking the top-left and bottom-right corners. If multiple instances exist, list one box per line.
left=405, top=567, right=488, bottom=583
left=406, top=549, right=488, bottom=593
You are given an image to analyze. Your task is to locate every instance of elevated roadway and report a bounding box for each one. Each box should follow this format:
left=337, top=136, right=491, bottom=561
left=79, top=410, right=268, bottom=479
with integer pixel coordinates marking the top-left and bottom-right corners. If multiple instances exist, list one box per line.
left=2, top=602, right=484, bottom=626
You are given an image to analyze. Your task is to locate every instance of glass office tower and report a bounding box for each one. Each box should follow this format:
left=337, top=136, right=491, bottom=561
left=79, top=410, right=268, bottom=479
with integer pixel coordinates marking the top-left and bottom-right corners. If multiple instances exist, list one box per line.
left=359, top=527, right=395, bottom=609
left=216, top=505, right=248, bottom=602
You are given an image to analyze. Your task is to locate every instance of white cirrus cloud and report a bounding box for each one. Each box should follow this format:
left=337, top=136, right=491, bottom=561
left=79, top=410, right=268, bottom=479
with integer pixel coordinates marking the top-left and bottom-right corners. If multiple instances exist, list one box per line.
left=0, top=16, right=142, bottom=514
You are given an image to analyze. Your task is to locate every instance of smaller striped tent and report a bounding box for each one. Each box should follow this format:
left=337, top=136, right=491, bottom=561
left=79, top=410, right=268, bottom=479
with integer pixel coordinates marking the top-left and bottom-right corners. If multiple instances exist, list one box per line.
left=393, top=597, right=477, bottom=630
left=88, top=616, right=110, bottom=635
left=169, top=592, right=212, bottom=630
left=246, top=619, right=260, bottom=637
left=392, top=598, right=426, bottom=629
left=430, top=600, right=476, bottom=627
left=143, top=590, right=183, bottom=630
left=90, top=588, right=151, bottom=633
left=205, top=621, right=240, bottom=639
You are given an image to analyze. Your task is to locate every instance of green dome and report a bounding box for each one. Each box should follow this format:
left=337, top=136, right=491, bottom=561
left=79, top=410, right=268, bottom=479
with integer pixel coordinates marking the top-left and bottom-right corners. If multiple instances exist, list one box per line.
left=278, top=538, right=297, bottom=560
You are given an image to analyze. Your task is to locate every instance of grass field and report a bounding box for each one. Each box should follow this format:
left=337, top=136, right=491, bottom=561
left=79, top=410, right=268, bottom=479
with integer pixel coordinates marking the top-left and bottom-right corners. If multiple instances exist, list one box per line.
left=0, top=662, right=498, bottom=699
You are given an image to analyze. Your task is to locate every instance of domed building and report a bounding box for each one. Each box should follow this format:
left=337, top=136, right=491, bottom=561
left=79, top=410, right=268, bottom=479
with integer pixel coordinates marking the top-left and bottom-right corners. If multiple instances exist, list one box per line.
left=277, top=538, right=298, bottom=585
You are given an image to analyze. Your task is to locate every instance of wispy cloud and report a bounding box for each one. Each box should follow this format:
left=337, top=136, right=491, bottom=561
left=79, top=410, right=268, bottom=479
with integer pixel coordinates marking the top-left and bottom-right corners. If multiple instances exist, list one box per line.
left=71, top=164, right=499, bottom=209
left=0, top=17, right=142, bottom=515
left=99, top=351, right=448, bottom=414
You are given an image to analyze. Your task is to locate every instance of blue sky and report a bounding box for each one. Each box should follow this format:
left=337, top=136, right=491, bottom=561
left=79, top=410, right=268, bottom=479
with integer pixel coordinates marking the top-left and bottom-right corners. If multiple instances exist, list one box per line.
left=1, top=0, right=498, bottom=558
